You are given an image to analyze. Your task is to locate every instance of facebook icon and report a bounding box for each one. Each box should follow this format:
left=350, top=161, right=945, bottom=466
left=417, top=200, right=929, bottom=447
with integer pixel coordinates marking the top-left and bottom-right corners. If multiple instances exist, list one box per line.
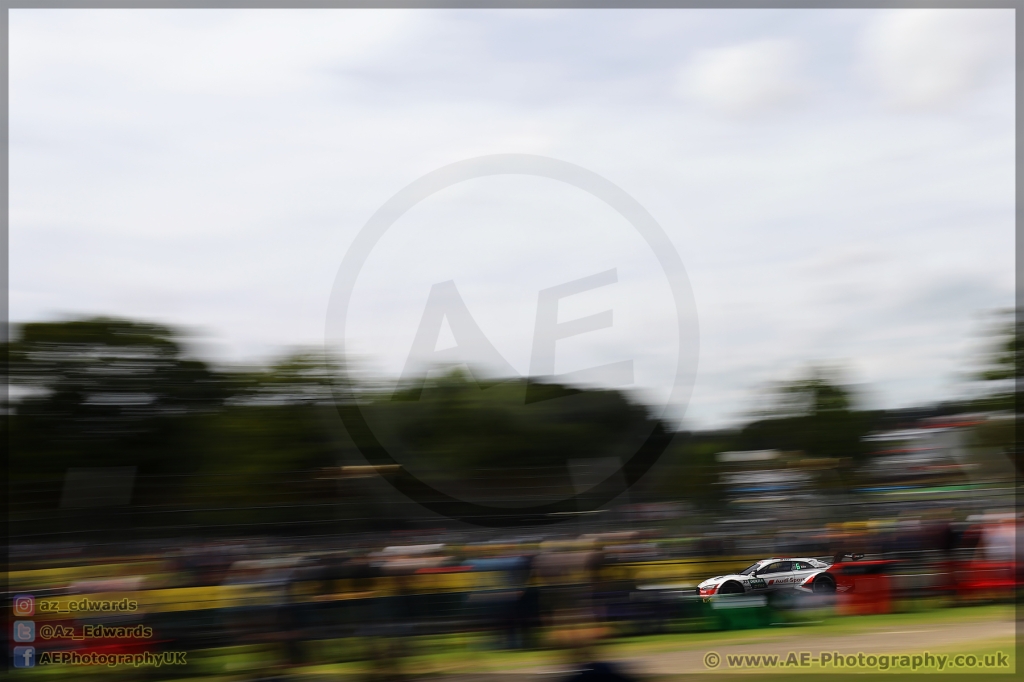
left=13, top=646, right=35, bottom=668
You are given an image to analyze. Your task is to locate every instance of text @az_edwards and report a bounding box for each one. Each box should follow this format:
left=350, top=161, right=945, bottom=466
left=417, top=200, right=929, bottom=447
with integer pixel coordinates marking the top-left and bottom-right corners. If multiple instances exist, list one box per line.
left=39, top=624, right=152, bottom=640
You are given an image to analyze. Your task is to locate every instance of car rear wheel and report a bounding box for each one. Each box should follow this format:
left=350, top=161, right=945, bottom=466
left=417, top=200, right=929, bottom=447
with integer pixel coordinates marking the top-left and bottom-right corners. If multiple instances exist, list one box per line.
left=718, top=581, right=744, bottom=595
left=812, top=575, right=836, bottom=594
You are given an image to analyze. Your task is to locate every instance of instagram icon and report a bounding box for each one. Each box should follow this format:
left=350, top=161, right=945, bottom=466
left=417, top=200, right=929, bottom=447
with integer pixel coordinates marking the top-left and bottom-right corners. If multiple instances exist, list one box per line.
left=13, top=595, right=34, bottom=617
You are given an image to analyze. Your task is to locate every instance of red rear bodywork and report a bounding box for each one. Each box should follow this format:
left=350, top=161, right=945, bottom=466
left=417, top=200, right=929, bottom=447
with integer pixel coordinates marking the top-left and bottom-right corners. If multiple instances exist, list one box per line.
left=824, top=559, right=898, bottom=615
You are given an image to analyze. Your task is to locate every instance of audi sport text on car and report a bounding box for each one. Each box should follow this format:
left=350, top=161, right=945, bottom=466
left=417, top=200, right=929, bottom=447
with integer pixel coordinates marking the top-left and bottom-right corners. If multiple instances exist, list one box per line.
left=697, top=558, right=837, bottom=597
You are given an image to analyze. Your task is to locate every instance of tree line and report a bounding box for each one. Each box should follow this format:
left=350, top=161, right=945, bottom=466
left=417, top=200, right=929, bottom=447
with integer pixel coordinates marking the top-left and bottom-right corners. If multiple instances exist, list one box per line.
left=5, top=313, right=1016, bottom=539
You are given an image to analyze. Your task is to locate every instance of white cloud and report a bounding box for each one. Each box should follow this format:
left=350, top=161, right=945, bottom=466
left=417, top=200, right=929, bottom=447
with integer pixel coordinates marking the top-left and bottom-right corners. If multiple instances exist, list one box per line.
left=678, top=38, right=804, bottom=116
left=859, top=9, right=1013, bottom=109
left=11, top=9, right=418, bottom=97
left=8, top=10, right=1015, bottom=429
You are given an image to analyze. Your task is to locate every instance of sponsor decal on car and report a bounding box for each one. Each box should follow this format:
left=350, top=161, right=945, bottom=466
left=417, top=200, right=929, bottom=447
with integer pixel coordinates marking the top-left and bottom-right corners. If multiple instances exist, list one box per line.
left=748, top=578, right=766, bottom=589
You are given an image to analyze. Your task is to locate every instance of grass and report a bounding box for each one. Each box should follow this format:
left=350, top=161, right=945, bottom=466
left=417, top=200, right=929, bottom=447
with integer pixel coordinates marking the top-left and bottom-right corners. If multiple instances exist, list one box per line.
left=598, top=603, right=1014, bottom=656
left=304, top=603, right=1017, bottom=676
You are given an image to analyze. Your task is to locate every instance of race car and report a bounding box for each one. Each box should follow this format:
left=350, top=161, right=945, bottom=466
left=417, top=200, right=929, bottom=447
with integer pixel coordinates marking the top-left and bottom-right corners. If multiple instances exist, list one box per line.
left=697, top=557, right=837, bottom=598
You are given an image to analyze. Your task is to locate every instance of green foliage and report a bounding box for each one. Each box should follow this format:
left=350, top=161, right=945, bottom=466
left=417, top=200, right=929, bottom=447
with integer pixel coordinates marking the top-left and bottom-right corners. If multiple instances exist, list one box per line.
left=8, top=318, right=226, bottom=517
left=650, top=435, right=731, bottom=512
left=963, top=308, right=1021, bottom=471
left=737, top=368, right=870, bottom=464
left=7, top=319, right=670, bottom=535
left=364, top=370, right=665, bottom=505
left=6, top=319, right=349, bottom=534
left=10, top=312, right=1006, bottom=533
left=974, top=308, right=1020, bottom=413
left=181, top=404, right=341, bottom=530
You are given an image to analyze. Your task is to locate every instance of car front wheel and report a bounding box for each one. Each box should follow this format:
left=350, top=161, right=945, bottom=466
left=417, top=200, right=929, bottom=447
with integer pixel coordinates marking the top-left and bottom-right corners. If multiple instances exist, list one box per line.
left=718, top=581, right=744, bottom=595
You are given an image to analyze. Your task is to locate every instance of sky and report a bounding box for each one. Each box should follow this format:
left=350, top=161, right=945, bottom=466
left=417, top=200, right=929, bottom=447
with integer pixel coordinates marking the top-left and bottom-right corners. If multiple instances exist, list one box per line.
left=9, top=9, right=1016, bottom=430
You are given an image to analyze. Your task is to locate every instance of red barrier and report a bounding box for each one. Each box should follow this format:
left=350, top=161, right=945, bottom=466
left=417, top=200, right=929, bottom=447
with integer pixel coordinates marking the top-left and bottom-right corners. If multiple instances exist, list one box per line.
left=836, top=572, right=891, bottom=615
left=954, top=560, right=1015, bottom=602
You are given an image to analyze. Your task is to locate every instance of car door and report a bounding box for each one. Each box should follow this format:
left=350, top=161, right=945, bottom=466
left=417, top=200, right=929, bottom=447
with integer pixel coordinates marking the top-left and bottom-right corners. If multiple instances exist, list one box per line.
left=789, top=560, right=818, bottom=587
left=757, top=561, right=793, bottom=589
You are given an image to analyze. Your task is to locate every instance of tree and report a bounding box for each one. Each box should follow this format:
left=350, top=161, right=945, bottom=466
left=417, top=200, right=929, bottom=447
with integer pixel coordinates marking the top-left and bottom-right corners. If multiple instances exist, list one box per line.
left=650, top=433, right=730, bottom=513
left=737, top=367, right=870, bottom=465
left=9, top=317, right=226, bottom=468
left=969, top=308, right=1020, bottom=471
left=7, top=317, right=230, bottom=536
left=359, top=369, right=668, bottom=508
left=974, top=308, right=1020, bottom=413
left=181, top=351, right=348, bottom=532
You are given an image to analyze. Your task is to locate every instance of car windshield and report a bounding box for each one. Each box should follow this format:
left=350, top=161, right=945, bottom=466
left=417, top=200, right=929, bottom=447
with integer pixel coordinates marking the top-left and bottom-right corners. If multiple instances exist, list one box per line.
left=738, top=562, right=761, bottom=576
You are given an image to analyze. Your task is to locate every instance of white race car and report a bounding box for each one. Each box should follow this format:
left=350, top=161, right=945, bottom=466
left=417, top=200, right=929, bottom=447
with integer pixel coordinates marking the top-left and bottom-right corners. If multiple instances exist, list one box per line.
left=697, top=557, right=836, bottom=598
